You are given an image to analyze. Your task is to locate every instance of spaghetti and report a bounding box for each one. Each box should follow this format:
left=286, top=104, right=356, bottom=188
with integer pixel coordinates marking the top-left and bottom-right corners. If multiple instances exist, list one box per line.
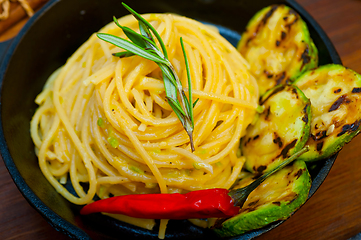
left=30, top=13, right=258, bottom=238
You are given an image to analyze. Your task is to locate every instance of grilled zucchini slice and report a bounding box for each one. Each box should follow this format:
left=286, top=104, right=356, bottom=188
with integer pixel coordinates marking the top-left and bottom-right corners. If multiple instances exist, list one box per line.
left=238, top=4, right=318, bottom=95
left=213, top=160, right=311, bottom=237
left=242, top=84, right=311, bottom=174
left=293, top=64, right=361, bottom=161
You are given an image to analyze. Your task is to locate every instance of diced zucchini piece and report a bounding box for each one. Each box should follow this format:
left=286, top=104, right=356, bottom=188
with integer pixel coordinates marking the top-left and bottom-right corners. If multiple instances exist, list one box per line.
left=241, top=84, right=311, bottom=174
left=238, top=4, right=318, bottom=95
left=293, top=64, right=361, bottom=161
left=213, top=160, right=311, bottom=237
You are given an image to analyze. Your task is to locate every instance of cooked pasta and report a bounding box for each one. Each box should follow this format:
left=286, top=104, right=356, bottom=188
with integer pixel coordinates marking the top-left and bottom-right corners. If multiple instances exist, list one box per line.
left=30, top=13, right=258, bottom=238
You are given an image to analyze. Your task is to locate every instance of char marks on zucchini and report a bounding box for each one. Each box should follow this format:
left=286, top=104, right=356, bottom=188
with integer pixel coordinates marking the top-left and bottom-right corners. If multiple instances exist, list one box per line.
left=213, top=160, right=311, bottom=237
left=293, top=64, right=361, bottom=161
left=242, top=84, right=311, bottom=174
left=238, top=4, right=318, bottom=96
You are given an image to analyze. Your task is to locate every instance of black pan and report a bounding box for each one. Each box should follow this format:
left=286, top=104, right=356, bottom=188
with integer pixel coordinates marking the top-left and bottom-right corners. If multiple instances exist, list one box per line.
left=0, top=0, right=341, bottom=239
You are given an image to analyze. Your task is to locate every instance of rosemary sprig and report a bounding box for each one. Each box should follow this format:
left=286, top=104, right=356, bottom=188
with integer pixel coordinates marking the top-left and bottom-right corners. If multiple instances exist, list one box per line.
left=97, top=3, right=196, bottom=151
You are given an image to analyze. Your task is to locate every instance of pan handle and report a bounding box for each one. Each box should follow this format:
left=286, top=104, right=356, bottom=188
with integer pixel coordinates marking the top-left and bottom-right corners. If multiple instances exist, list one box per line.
left=0, top=38, right=14, bottom=68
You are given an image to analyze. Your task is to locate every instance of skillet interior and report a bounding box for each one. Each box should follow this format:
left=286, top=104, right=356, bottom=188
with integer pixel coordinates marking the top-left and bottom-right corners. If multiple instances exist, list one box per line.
left=0, top=0, right=341, bottom=239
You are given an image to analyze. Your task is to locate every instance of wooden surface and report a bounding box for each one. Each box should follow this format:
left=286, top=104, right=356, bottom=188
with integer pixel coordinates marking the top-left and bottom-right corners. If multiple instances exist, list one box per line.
left=1, top=0, right=361, bottom=239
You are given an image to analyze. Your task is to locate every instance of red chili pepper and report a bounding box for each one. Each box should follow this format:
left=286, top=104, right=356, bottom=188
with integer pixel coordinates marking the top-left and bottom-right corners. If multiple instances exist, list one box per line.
left=80, top=148, right=308, bottom=220
left=80, top=188, right=239, bottom=219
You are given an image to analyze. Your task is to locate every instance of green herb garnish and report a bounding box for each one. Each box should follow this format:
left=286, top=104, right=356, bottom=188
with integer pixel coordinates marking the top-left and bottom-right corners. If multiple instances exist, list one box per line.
left=129, top=165, right=145, bottom=175
left=96, top=3, right=196, bottom=151
left=97, top=117, right=105, bottom=128
left=107, top=136, right=119, bottom=148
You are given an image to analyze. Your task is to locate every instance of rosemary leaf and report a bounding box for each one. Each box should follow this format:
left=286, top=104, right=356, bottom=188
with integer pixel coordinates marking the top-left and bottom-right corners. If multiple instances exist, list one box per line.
left=112, top=16, right=145, bottom=47
left=112, top=51, right=135, bottom=58
left=114, top=16, right=161, bottom=54
left=180, top=37, right=194, bottom=127
left=183, top=92, right=193, bottom=124
left=166, top=96, right=186, bottom=116
left=122, top=2, right=168, bottom=58
left=158, top=63, right=178, bottom=87
left=193, top=98, right=200, bottom=108
left=139, top=21, right=154, bottom=43
left=117, top=26, right=147, bottom=48
left=97, top=33, right=168, bottom=64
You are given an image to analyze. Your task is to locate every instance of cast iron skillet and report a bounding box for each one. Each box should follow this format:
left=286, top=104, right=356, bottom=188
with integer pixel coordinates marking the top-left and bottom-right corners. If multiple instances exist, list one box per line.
left=0, top=0, right=341, bottom=239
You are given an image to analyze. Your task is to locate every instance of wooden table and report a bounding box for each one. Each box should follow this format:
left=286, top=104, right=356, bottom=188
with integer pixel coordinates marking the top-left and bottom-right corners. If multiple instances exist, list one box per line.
left=1, top=0, right=361, bottom=239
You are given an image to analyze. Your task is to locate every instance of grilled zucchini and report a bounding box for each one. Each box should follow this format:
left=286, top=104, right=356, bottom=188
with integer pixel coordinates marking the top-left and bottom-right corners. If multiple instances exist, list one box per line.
left=238, top=4, right=318, bottom=95
left=293, top=64, right=361, bottom=161
left=242, top=84, right=311, bottom=174
left=213, top=160, right=311, bottom=237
